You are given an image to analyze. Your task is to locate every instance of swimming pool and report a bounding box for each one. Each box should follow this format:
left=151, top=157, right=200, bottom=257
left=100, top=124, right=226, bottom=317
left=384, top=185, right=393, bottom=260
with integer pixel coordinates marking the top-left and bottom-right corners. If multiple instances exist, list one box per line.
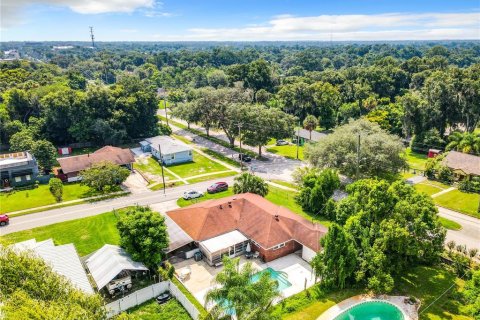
left=334, top=301, right=404, bottom=320
left=250, top=267, right=292, bottom=291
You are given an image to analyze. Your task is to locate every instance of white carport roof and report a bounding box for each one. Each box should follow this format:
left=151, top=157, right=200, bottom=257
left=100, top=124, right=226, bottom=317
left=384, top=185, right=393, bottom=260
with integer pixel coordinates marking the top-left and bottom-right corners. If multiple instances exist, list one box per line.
left=85, top=244, right=148, bottom=290
left=11, top=239, right=93, bottom=294
left=200, top=230, right=248, bottom=254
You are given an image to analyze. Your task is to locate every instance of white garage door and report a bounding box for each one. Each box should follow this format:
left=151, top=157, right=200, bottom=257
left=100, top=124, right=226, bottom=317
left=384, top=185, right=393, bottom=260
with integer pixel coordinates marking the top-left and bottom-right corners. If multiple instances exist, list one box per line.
left=301, top=246, right=316, bottom=262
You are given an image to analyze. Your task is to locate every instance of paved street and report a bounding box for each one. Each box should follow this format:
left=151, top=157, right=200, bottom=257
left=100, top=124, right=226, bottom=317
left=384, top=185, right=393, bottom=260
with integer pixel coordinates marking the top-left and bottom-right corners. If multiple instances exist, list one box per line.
left=0, top=177, right=235, bottom=236
left=161, top=111, right=304, bottom=181
left=438, top=206, right=480, bottom=251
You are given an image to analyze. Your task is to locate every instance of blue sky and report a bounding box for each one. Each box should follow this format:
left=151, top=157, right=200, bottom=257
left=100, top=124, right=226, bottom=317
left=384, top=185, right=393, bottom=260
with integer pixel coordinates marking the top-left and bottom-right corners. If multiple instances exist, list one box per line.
left=1, top=0, right=479, bottom=41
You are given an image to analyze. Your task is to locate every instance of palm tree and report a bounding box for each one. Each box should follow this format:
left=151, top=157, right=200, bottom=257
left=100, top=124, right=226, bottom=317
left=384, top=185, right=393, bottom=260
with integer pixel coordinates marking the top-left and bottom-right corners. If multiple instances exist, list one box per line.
left=446, top=131, right=480, bottom=154
left=303, top=114, right=319, bottom=141
left=204, top=256, right=280, bottom=320
left=233, top=172, right=269, bottom=197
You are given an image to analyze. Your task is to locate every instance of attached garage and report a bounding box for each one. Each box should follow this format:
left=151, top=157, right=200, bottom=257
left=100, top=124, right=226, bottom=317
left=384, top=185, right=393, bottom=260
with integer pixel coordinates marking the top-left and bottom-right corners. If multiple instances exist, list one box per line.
left=301, top=245, right=316, bottom=262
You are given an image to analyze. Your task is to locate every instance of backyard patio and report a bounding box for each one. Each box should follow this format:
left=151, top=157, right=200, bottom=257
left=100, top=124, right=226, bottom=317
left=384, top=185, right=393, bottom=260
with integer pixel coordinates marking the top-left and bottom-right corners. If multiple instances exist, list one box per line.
left=172, top=253, right=316, bottom=306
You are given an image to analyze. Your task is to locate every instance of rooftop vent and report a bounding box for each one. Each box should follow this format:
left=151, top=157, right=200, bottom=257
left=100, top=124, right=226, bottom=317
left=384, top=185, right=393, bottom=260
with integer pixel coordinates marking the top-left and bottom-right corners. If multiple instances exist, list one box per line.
left=228, top=201, right=232, bottom=208
left=274, top=215, right=279, bottom=221
left=219, top=205, right=223, bottom=209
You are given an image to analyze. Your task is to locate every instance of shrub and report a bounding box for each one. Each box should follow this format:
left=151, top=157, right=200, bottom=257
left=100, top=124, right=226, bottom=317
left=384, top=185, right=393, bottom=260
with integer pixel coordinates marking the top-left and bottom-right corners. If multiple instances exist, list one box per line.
left=48, top=178, right=63, bottom=202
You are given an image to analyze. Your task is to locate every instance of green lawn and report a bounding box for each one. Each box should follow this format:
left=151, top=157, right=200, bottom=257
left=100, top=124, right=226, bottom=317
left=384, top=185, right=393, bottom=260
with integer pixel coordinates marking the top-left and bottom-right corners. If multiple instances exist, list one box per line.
left=167, top=151, right=229, bottom=178
left=434, top=189, right=479, bottom=218
left=158, top=99, right=172, bottom=110
left=438, top=217, right=462, bottom=230
left=186, top=171, right=237, bottom=184
left=0, top=183, right=94, bottom=213
left=274, top=265, right=470, bottom=320
left=201, top=148, right=241, bottom=168
left=3, top=210, right=124, bottom=256
left=177, top=189, right=234, bottom=207
left=271, top=287, right=363, bottom=320
left=149, top=181, right=185, bottom=191
left=415, top=181, right=449, bottom=196
left=127, top=298, right=191, bottom=320
left=177, top=185, right=332, bottom=227
left=268, top=179, right=297, bottom=189
left=135, top=156, right=176, bottom=182
left=406, top=147, right=428, bottom=171
left=394, top=265, right=471, bottom=320
left=267, top=143, right=304, bottom=160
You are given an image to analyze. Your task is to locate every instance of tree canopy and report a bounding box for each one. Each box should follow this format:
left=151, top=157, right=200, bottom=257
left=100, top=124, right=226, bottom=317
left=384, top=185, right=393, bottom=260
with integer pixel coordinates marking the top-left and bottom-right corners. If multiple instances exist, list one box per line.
left=305, top=119, right=407, bottom=179
left=311, top=179, right=446, bottom=294
left=204, top=256, right=280, bottom=320
left=116, top=206, right=169, bottom=269
left=0, top=244, right=106, bottom=320
left=233, top=172, right=269, bottom=197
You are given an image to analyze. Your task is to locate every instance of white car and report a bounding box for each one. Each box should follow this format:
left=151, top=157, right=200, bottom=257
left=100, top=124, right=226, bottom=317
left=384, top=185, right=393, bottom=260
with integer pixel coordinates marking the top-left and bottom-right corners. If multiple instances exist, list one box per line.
left=183, top=190, right=203, bottom=200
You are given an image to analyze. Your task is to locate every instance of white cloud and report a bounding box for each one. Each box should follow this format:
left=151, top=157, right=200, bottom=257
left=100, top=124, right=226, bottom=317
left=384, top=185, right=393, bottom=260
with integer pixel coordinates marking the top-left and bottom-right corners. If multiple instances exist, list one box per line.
left=1, top=0, right=158, bottom=29
left=160, top=12, right=480, bottom=41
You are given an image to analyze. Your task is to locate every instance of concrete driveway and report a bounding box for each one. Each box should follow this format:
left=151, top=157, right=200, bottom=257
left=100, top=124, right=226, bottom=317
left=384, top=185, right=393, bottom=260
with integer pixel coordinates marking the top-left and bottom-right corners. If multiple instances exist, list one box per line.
left=438, top=206, right=480, bottom=250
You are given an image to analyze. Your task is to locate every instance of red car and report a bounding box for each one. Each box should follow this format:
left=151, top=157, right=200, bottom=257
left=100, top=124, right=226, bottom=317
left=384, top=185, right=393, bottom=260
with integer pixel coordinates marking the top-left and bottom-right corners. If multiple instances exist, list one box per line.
left=0, top=214, right=9, bottom=226
left=207, top=182, right=229, bottom=194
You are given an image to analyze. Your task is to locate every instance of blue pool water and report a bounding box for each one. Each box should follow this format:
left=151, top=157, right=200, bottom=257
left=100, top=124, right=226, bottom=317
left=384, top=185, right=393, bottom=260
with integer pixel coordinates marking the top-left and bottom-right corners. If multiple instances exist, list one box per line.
left=334, top=301, right=404, bottom=320
left=250, top=267, right=292, bottom=291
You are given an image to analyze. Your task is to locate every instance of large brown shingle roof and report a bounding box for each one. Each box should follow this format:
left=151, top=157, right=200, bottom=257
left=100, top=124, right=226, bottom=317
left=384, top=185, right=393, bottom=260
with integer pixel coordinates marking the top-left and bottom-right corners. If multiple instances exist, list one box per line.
left=444, top=151, right=480, bottom=176
left=167, top=193, right=327, bottom=251
left=57, top=146, right=134, bottom=174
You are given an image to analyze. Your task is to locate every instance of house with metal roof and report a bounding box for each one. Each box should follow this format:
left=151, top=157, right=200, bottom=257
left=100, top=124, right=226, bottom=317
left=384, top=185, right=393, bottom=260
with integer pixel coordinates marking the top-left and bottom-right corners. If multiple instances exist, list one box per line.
left=0, top=151, right=39, bottom=188
left=139, top=136, right=193, bottom=165
left=11, top=239, right=94, bottom=294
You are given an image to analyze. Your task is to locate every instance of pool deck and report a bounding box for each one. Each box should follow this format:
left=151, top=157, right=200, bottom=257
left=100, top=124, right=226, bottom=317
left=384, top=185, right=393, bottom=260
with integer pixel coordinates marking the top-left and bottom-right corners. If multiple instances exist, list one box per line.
left=317, top=295, right=419, bottom=320
left=173, top=252, right=316, bottom=306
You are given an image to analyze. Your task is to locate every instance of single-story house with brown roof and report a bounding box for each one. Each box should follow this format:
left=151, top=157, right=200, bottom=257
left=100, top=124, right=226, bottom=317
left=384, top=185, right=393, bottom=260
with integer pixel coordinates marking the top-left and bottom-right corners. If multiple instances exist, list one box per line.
left=167, top=193, right=327, bottom=265
left=56, top=146, right=134, bottom=182
left=443, top=151, right=480, bottom=180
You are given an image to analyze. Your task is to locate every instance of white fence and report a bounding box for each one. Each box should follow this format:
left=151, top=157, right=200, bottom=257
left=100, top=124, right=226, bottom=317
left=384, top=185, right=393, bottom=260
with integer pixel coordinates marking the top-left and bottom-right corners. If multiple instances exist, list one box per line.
left=105, top=280, right=200, bottom=319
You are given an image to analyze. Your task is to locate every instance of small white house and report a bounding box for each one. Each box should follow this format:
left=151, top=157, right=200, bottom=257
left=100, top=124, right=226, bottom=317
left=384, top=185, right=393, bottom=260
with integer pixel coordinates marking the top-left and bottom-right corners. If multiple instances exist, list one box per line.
left=140, top=136, right=193, bottom=165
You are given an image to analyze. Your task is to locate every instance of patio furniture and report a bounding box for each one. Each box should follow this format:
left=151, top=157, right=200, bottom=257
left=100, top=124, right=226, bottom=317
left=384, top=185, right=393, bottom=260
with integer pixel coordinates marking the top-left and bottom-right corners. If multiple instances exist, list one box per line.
left=245, top=252, right=253, bottom=259
left=178, top=267, right=191, bottom=281
left=252, top=251, right=259, bottom=259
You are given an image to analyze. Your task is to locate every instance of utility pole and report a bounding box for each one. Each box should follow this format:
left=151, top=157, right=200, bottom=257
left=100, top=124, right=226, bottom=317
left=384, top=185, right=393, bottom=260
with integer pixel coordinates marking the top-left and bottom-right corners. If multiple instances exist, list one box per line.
left=164, top=97, right=169, bottom=126
left=89, top=26, right=95, bottom=48
left=296, top=122, right=300, bottom=160
left=238, top=124, right=243, bottom=170
left=356, top=133, right=360, bottom=179
left=158, top=144, right=166, bottom=195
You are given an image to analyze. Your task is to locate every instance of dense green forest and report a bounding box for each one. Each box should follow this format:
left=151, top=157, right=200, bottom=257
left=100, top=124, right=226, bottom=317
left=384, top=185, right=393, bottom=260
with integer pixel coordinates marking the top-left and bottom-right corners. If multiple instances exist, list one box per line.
left=1, top=42, right=479, bottom=156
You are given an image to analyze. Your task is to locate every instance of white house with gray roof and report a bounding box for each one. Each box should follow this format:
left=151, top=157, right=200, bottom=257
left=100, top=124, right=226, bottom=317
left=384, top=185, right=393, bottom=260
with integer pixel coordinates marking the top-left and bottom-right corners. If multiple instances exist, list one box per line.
left=140, top=136, right=193, bottom=165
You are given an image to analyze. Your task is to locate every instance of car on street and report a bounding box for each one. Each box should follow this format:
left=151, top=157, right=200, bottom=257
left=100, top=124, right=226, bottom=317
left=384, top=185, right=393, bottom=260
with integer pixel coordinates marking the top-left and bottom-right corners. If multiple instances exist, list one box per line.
left=276, top=139, right=289, bottom=146
left=238, top=153, right=252, bottom=162
left=0, top=214, right=9, bottom=226
left=156, top=292, right=172, bottom=304
left=207, top=182, right=229, bottom=193
left=183, top=190, right=203, bottom=200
